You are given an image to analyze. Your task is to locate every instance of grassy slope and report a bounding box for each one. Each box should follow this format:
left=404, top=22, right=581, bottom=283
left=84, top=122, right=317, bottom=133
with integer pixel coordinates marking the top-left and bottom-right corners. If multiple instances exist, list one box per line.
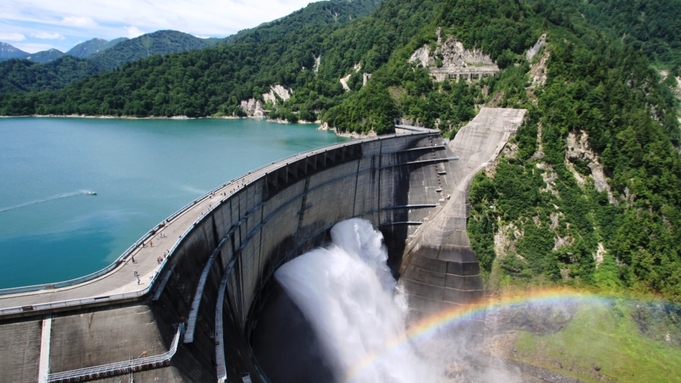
left=513, top=301, right=681, bottom=383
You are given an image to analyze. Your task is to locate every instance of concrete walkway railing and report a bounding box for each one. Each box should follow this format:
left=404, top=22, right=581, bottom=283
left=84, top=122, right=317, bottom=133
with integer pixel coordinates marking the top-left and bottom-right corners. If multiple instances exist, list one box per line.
left=0, top=130, right=440, bottom=318
left=47, top=327, right=181, bottom=382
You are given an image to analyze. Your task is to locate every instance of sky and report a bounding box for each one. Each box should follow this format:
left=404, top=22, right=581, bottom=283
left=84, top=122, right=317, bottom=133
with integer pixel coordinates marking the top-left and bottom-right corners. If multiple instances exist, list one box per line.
left=1, top=0, right=317, bottom=53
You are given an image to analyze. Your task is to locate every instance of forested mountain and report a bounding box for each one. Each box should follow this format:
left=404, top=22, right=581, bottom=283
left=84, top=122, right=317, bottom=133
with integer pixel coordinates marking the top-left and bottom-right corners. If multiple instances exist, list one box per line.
left=1, top=0, right=680, bottom=299
left=1, top=46, right=68, bottom=64
left=0, top=42, right=28, bottom=61
left=0, top=0, right=385, bottom=113
left=0, top=56, right=101, bottom=93
left=66, top=38, right=128, bottom=59
left=0, top=31, right=222, bottom=93
left=25, top=48, right=64, bottom=64
left=525, top=0, right=681, bottom=67
left=86, top=30, right=215, bottom=72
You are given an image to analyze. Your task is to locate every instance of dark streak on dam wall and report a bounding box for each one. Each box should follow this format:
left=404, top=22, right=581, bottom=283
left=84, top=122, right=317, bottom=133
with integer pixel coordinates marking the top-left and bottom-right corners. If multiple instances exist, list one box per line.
left=0, top=130, right=464, bottom=383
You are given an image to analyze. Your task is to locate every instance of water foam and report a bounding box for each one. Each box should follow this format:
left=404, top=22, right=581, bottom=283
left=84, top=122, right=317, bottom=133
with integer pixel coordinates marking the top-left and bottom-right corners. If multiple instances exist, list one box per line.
left=275, top=218, right=435, bottom=383
left=0, top=190, right=96, bottom=213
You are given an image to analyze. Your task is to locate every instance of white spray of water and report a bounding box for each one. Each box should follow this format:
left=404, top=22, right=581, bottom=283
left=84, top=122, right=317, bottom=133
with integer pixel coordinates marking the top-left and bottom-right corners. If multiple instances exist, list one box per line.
left=0, top=190, right=97, bottom=213
left=275, top=218, right=437, bottom=383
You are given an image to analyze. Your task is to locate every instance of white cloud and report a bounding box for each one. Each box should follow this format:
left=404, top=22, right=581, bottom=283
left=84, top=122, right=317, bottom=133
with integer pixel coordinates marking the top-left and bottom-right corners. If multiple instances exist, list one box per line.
left=31, top=32, right=65, bottom=40
left=1, top=0, right=318, bottom=51
left=125, top=26, right=144, bottom=38
left=61, top=16, right=98, bottom=28
left=0, top=32, right=26, bottom=41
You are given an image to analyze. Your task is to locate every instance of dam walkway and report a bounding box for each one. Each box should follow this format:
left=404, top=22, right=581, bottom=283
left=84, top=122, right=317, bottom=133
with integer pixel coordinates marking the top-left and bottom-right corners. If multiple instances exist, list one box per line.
left=0, top=173, right=251, bottom=315
left=0, top=140, right=382, bottom=316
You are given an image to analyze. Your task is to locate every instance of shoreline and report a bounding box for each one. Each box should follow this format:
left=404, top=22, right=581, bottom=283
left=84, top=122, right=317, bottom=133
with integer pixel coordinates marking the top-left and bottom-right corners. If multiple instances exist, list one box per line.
left=13, top=114, right=324, bottom=125
left=317, top=122, right=377, bottom=139
left=2, top=114, right=371, bottom=138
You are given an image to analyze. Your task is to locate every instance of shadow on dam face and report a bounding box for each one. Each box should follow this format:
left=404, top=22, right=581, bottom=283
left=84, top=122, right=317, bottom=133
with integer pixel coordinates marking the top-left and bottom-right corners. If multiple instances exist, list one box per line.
left=251, top=224, right=410, bottom=383
left=251, top=282, right=337, bottom=383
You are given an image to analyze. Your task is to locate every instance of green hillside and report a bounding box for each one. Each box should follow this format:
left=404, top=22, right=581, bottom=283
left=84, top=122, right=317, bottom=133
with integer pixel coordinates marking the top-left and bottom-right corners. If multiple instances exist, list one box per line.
left=0, top=0, right=385, bottom=115
left=0, top=32, right=222, bottom=94
left=0, top=56, right=100, bottom=93
left=86, top=30, right=212, bottom=72
left=525, top=0, right=681, bottom=67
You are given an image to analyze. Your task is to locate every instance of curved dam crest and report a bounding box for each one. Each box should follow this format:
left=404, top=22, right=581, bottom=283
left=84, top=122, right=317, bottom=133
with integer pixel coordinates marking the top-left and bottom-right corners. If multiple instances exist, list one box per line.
left=0, top=107, right=525, bottom=383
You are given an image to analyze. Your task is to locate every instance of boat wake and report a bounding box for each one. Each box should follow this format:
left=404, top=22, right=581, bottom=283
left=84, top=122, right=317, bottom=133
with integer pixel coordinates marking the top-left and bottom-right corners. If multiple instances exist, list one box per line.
left=0, top=190, right=97, bottom=213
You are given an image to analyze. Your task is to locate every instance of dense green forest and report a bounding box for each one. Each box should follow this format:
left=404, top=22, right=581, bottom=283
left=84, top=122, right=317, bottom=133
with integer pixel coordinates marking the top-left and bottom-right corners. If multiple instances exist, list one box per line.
left=86, top=30, right=219, bottom=72
left=466, top=12, right=681, bottom=299
left=0, top=0, right=383, bottom=115
left=526, top=0, right=681, bottom=67
left=0, top=56, right=101, bottom=93
left=0, top=31, right=224, bottom=93
left=0, top=0, right=680, bottom=299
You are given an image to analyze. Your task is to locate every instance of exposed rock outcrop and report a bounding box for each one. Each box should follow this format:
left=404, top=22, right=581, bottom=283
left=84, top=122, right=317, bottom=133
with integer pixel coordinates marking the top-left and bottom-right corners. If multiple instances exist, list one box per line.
left=239, top=98, right=264, bottom=118
left=317, top=122, right=376, bottom=138
left=362, top=73, right=372, bottom=86
left=494, top=222, right=522, bottom=259
left=566, top=131, right=617, bottom=204
left=313, top=55, right=321, bottom=74
left=262, top=85, right=293, bottom=105
left=339, top=63, right=362, bottom=91
left=340, top=73, right=352, bottom=91
left=239, top=84, right=293, bottom=117
left=409, top=28, right=499, bottom=82
left=525, top=34, right=547, bottom=62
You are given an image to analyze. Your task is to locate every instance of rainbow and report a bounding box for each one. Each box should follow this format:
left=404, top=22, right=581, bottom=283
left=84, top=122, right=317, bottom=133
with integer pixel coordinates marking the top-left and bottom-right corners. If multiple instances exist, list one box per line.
left=343, top=287, right=612, bottom=383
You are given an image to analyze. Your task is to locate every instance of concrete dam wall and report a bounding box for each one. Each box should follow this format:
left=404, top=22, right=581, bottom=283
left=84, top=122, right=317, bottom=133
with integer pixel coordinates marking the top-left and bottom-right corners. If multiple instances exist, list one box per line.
left=0, top=128, right=460, bottom=383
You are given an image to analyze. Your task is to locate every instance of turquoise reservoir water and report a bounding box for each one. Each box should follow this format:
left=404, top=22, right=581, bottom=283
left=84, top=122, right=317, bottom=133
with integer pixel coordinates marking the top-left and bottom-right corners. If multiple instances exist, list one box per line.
left=0, top=117, right=349, bottom=289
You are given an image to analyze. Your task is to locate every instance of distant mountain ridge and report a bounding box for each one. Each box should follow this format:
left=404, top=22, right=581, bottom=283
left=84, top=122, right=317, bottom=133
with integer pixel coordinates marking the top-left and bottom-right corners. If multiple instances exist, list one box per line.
left=24, top=49, right=64, bottom=64
left=0, top=42, right=28, bottom=61
left=66, top=38, right=128, bottom=59
left=87, top=30, right=213, bottom=71
left=0, top=0, right=381, bottom=94
left=0, top=38, right=127, bottom=64
left=0, top=30, right=225, bottom=92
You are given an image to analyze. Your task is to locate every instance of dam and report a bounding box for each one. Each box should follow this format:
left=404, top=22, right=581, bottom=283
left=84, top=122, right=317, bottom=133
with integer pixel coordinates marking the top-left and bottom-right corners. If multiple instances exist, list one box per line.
left=0, top=107, right=525, bottom=383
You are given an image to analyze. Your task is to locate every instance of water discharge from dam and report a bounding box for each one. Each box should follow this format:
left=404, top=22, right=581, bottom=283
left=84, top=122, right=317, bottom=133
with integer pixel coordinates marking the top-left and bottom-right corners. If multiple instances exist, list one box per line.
left=274, top=218, right=437, bottom=383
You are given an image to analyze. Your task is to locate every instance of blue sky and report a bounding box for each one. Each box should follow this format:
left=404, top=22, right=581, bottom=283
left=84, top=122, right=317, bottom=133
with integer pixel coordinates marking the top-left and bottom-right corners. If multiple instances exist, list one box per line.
left=1, top=0, right=316, bottom=53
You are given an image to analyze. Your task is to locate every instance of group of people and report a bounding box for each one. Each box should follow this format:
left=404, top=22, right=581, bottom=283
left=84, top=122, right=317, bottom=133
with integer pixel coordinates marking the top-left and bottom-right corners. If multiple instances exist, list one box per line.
left=129, top=228, right=174, bottom=285
left=157, top=249, right=170, bottom=264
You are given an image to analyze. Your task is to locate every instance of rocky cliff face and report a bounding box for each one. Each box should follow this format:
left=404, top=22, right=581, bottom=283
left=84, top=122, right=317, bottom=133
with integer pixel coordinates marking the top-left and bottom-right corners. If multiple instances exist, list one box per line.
left=262, top=85, right=293, bottom=104
left=525, top=34, right=547, bottom=62
left=239, top=98, right=264, bottom=117
left=409, top=28, right=499, bottom=81
left=239, top=84, right=293, bottom=117
left=565, top=130, right=616, bottom=204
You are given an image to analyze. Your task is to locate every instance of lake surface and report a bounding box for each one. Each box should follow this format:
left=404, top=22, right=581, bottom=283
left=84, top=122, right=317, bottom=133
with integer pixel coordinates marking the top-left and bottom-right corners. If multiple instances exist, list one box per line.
left=0, top=117, right=349, bottom=289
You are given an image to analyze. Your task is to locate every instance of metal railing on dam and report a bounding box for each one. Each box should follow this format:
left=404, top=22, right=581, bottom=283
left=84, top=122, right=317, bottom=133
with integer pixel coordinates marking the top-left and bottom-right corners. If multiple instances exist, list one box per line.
left=0, top=127, right=454, bottom=383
